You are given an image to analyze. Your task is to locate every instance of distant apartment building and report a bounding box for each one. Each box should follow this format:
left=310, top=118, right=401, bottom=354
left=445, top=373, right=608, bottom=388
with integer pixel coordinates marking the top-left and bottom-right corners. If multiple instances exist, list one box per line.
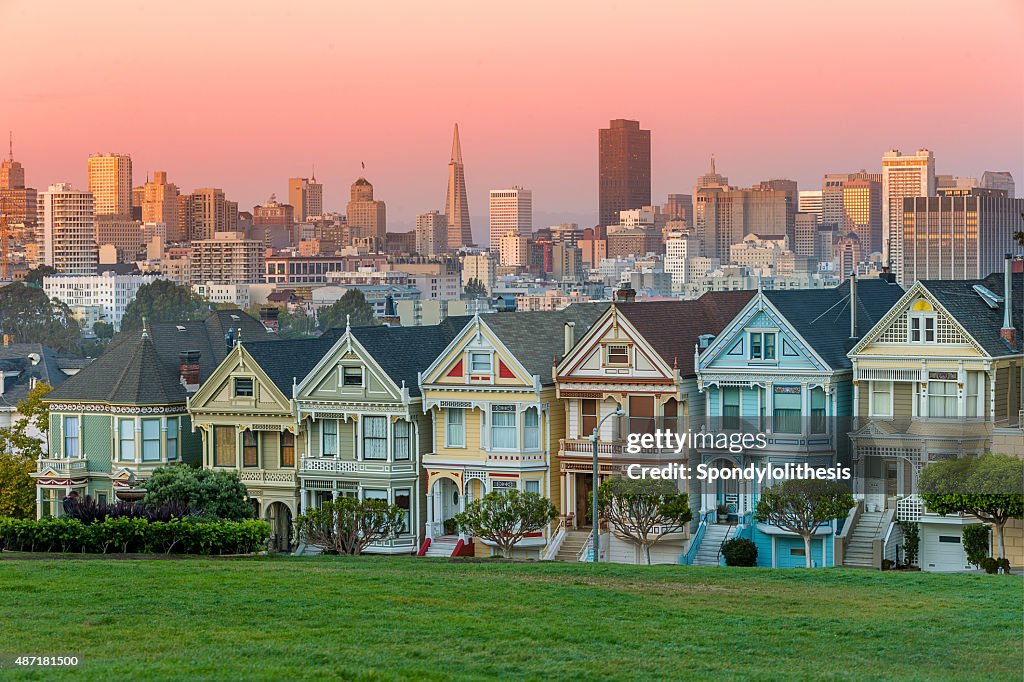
left=263, top=254, right=390, bottom=285
left=37, top=183, right=97, bottom=275
left=901, top=188, right=1024, bottom=283
left=190, top=231, right=262, bottom=284
left=43, top=271, right=160, bottom=331
left=664, top=234, right=700, bottom=290
left=794, top=212, right=819, bottom=259
left=288, top=176, right=323, bottom=222
left=181, top=188, right=238, bottom=241
left=462, top=253, right=496, bottom=294
left=696, top=185, right=791, bottom=261
left=346, top=178, right=386, bottom=247
left=980, top=171, right=1015, bottom=198
left=87, top=153, right=133, bottom=217
left=253, top=196, right=295, bottom=227
left=193, top=282, right=252, bottom=309
left=599, top=119, right=651, bottom=228
left=94, top=216, right=145, bottom=262
left=161, top=246, right=192, bottom=285
left=498, top=233, right=529, bottom=268
left=552, top=243, right=583, bottom=283
left=605, top=206, right=666, bottom=258
left=489, top=186, right=532, bottom=252
left=577, top=226, right=607, bottom=268
left=141, top=171, right=181, bottom=241
left=415, top=211, right=448, bottom=257
left=729, top=233, right=790, bottom=275
left=882, top=149, right=936, bottom=282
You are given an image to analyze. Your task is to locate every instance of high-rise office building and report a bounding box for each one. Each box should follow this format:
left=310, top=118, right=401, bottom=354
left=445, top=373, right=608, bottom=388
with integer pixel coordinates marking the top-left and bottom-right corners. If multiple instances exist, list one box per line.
left=1, top=135, right=25, bottom=190
left=87, top=153, right=133, bottom=217
left=980, top=171, right=1015, bottom=198
left=181, top=188, right=238, bottom=241
left=37, top=183, right=97, bottom=275
left=288, top=176, right=323, bottom=222
left=346, top=178, right=386, bottom=247
left=598, top=119, right=651, bottom=228
left=253, top=196, right=295, bottom=227
left=0, top=136, right=37, bottom=228
left=882, top=149, right=935, bottom=281
left=901, top=188, right=1023, bottom=283
left=754, top=179, right=798, bottom=246
left=822, top=172, right=882, bottom=254
left=489, top=187, right=532, bottom=252
left=663, top=193, right=694, bottom=226
left=445, top=124, right=472, bottom=249
left=794, top=212, right=819, bottom=259
left=415, top=211, right=448, bottom=257
left=141, top=171, right=181, bottom=241
left=190, top=231, right=263, bottom=285
left=498, top=233, right=530, bottom=268
left=696, top=186, right=791, bottom=261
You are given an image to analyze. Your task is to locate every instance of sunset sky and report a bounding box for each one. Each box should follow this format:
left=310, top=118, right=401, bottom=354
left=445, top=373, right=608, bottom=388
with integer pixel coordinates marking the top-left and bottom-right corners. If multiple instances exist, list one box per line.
left=4, top=0, right=1022, bottom=238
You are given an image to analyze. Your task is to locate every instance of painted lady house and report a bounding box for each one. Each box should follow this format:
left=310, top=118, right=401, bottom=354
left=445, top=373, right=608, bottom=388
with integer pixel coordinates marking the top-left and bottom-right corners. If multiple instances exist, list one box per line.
left=292, top=317, right=469, bottom=555
left=37, top=309, right=272, bottom=518
left=848, top=263, right=1023, bottom=571
left=552, top=291, right=755, bottom=564
left=417, top=305, right=607, bottom=559
left=694, top=276, right=904, bottom=568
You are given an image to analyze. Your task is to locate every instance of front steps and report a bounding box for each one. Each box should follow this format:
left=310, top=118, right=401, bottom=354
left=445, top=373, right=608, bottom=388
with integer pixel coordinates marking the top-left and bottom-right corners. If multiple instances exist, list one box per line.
left=423, top=536, right=460, bottom=558
left=692, top=523, right=734, bottom=566
left=554, top=530, right=592, bottom=562
left=843, top=511, right=885, bottom=568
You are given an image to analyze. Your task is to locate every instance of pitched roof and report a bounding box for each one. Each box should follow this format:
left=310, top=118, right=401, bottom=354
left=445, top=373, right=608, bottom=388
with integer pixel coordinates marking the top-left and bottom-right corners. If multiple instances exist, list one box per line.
left=242, top=330, right=344, bottom=397
left=0, top=344, right=87, bottom=409
left=766, top=277, right=905, bottom=370
left=616, top=291, right=756, bottom=376
left=921, top=272, right=1023, bottom=356
left=483, top=304, right=611, bottom=384
left=47, top=309, right=276, bottom=405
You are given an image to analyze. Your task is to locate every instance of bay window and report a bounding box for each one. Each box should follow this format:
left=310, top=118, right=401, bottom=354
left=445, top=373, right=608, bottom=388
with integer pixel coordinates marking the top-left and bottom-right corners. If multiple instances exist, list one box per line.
left=524, top=407, right=539, bottom=450
left=214, top=426, right=235, bottom=467
left=394, top=488, right=411, bottom=533
left=927, top=380, right=957, bottom=418
left=491, top=405, right=517, bottom=449
left=64, top=416, right=80, bottom=458
left=965, top=372, right=980, bottom=418
left=525, top=480, right=540, bottom=495
left=445, top=408, right=465, bottom=447
left=322, top=419, right=338, bottom=457
left=628, top=396, right=655, bottom=436
left=773, top=387, right=801, bottom=433
left=722, top=388, right=740, bottom=430
left=393, top=420, right=411, bottom=460
left=580, top=399, right=597, bottom=438
left=242, top=430, right=258, bottom=467
left=119, top=418, right=136, bottom=461
left=362, top=416, right=388, bottom=460
left=810, top=387, right=826, bottom=434
left=280, top=431, right=295, bottom=467
left=166, top=418, right=178, bottom=460
left=142, top=419, right=161, bottom=461
left=871, top=381, right=892, bottom=417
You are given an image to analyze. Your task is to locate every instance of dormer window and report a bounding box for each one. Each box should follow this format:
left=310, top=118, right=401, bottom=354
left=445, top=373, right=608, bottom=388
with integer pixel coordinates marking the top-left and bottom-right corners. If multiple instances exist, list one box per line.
left=909, top=300, right=936, bottom=343
left=750, top=332, right=776, bottom=360
left=234, top=377, right=254, bottom=397
left=606, top=344, right=629, bottom=365
left=470, top=352, right=492, bottom=374
left=342, top=366, right=363, bottom=387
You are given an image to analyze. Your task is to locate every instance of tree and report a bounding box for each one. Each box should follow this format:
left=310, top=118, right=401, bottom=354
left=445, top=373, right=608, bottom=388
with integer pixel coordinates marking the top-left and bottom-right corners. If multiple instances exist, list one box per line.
left=0, top=382, right=53, bottom=519
left=23, top=265, right=58, bottom=287
left=919, top=453, right=1024, bottom=560
left=92, top=321, right=115, bottom=341
left=0, top=283, right=81, bottom=352
left=294, top=497, right=405, bottom=555
left=598, top=478, right=692, bottom=565
left=121, top=280, right=206, bottom=331
left=243, top=305, right=314, bottom=339
left=755, top=479, right=855, bottom=568
left=454, top=490, right=558, bottom=559
left=142, top=465, right=253, bottom=521
left=464, top=277, right=487, bottom=298
left=316, top=289, right=378, bottom=331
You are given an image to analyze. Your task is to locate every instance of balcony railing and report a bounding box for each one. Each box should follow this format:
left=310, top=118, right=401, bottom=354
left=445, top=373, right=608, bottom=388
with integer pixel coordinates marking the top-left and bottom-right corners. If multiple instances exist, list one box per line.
left=559, top=438, right=625, bottom=456
left=238, top=470, right=297, bottom=485
left=35, top=458, right=88, bottom=474
left=299, top=457, right=416, bottom=476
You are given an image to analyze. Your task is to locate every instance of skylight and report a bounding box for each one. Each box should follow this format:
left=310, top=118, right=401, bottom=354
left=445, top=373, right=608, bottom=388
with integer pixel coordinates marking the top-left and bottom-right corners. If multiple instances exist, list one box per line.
left=972, top=285, right=1003, bottom=309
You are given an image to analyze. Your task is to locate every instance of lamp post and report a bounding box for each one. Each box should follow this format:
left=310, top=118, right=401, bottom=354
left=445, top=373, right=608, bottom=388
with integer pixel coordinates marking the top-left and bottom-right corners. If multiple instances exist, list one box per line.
left=591, top=408, right=625, bottom=563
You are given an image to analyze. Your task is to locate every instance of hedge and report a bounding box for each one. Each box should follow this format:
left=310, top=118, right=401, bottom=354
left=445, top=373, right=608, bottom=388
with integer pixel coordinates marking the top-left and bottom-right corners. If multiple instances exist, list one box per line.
left=0, top=517, right=270, bottom=555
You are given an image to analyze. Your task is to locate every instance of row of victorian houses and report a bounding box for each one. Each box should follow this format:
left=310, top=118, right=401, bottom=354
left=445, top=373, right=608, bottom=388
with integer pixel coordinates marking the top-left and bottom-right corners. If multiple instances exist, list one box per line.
left=32, top=265, right=1023, bottom=570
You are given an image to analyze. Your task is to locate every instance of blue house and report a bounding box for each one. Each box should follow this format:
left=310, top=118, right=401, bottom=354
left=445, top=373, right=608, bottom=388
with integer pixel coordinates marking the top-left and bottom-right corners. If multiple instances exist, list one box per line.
left=691, top=276, right=904, bottom=567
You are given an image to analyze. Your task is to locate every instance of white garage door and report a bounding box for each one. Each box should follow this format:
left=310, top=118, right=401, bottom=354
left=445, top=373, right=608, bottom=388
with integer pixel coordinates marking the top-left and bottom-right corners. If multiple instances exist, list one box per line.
left=922, top=527, right=971, bottom=572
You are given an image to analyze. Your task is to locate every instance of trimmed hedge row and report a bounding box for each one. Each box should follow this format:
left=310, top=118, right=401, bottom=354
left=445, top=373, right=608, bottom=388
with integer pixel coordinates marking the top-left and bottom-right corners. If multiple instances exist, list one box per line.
left=0, top=517, right=270, bottom=555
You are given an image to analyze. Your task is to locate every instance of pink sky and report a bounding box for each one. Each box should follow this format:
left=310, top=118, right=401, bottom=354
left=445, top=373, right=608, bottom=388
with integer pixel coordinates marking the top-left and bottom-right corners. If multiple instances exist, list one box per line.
left=4, top=0, right=1023, bottom=238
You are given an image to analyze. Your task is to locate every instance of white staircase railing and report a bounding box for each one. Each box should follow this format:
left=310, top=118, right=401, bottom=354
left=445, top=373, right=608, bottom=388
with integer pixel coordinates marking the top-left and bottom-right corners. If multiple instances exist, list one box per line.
left=540, top=518, right=567, bottom=561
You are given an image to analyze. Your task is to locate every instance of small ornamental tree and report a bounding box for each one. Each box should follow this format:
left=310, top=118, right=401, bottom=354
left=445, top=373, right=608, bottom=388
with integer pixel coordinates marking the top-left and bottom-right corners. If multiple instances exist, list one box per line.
left=962, top=524, right=991, bottom=568
left=721, top=537, right=758, bottom=567
left=294, top=497, right=405, bottom=555
left=454, top=490, right=558, bottom=559
left=755, top=479, right=855, bottom=568
left=897, top=520, right=920, bottom=566
left=919, top=453, right=1024, bottom=560
left=142, top=465, right=253, bottom=521
left=598, top=478, right=692, bottom=565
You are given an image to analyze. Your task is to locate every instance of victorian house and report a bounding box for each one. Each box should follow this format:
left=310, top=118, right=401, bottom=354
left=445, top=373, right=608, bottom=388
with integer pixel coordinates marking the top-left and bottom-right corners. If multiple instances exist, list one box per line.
left=552, top=291, right=755, bottom=564
left=847, top=267, right=1022, bottom=571
left=694, top=277, right=903, bottom=568
left=418, top=305, right=608, bottom=559
left=37, top=309, right=271, bottom=518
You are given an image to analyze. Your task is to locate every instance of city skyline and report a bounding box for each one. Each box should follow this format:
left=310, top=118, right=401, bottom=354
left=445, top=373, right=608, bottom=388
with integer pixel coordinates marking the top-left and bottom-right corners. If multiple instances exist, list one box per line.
left=3, top=1, right=1021, bottom=238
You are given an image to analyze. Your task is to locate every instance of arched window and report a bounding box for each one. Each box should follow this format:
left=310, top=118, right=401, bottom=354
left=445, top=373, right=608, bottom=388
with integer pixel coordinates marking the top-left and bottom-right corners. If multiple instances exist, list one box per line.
left=909, top=300, right=936, bottom=343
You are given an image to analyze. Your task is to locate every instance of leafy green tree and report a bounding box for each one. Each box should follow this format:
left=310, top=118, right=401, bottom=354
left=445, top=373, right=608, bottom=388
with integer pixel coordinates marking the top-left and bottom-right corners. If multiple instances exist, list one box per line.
left=121, top=280, right=206, bottom=331
left=454, top=490, right=558, bottom=559
left=316, top=289, right=378, bottom=331
left=962, top=524, right=990, bottom=568
left=755, top=479, right=855, bottom=568
left=0, top=283, right=81, bottom=352
left=23, top=265, right=58, bottom=287
left=142, top=465, right=253, bottom=521
left=0, top=382, right=52, bottom=519
left=464, top=277, right=487, bottom=298
left=294, top=497, right=405, bottom=555
left=92, top=321, right=115, bottom=341
left=598, top=478, right=692, bottom=565
left=244, top=305, right=314, bottom=339
left=919, top=453, right=1024, bottom=560
left=898, top=520, right=920, bottom=566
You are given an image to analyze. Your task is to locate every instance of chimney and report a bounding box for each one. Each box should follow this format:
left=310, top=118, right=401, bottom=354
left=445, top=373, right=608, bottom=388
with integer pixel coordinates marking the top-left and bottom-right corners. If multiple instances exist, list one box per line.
left=849, top=272, right=858, bottom=339
left=1001, top=253, right=1017, bottom=348
left=179, top=350, right=201, bottom=389
left=260, top=306, right=280, bottom=333
left=564, top=321, right=576, bottom=355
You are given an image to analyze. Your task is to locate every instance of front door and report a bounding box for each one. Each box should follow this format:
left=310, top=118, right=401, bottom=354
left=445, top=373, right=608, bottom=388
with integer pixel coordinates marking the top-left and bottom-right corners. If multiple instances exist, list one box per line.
left=575, top=473, right=594, bottom=527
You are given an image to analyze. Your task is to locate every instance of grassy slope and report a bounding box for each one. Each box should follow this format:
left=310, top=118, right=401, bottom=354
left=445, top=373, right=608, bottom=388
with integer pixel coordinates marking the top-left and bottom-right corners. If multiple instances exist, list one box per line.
left=0, top=557, right=1020, bottom=681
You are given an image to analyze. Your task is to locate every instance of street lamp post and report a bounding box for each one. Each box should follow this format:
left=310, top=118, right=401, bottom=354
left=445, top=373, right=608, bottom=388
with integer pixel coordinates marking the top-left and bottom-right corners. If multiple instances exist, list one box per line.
left=591, top=408, right=625, bottom=563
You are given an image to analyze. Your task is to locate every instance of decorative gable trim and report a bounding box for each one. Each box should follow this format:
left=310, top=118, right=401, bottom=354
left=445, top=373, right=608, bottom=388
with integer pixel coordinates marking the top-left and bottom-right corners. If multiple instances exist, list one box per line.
left=295, top=331, right=405, bottom=405
left=555, top=306, right=675, bottom=382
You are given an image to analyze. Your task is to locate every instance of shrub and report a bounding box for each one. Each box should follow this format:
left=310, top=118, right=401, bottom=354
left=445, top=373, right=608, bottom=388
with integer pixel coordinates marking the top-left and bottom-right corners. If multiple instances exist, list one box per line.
left=295, top=498, right=404, bottom=556
left=996, top=558, right=1011, bottom=573
left=143, top=465, right=253, bottom=521
left=64, top=497, right=196, bottom=524
left=962, top=524, right=990, bottom=568
left=898, top=520, right=920, bottom=566
left=720, top=538, right=758, bottom=567
left=980, top=557, right=998, bottom=574
left=881, top=559, right=894, bottom=571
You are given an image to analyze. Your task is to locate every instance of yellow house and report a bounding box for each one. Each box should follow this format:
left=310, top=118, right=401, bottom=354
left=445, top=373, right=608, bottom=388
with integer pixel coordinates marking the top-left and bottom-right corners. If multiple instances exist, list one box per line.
left=418, top=305, right=607, bottom=558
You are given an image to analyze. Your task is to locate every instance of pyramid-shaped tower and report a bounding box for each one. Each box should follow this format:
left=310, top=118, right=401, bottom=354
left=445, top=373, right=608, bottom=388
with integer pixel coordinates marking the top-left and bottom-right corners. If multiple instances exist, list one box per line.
left=444, top=123, right=472, bottom=248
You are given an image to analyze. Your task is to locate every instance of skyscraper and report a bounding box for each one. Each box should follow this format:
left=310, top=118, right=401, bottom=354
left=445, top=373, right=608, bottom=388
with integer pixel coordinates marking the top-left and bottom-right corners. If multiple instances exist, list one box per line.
left=0, top=135, right=37, bottom=227
left=598, top=119, right=651, bottom=228
left=798, top=190, right=823, bottom=221
left=0, top=134, right=25, bottom=190
left=415, top=211, right=448, bottom=257
left=882, top=149, right=935, bottom=281
left=346, top=178, right=386, bottom=246
left=822, top=172, right=882, bottom=254
left=288, top=176, right=323, bottom=222
left=37, top=183, right=97, bottom=275
left=444, top=124, right=472, bottom=249
left=696, top=186, right=791, bottom=260
left=87, top=153, right=133, bottom=217
left=488, top=187, right=532, bottom=252
left=181, top=188, right=238, bottom=241
left=980, top=171, right=1015, bottom=198
left=141, top=171, right=181, bottom=241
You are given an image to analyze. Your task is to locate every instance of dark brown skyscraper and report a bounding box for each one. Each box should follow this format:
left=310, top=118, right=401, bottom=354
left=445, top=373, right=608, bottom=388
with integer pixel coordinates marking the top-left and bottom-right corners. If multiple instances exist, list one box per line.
left=598, top=119, right=651, bottom=228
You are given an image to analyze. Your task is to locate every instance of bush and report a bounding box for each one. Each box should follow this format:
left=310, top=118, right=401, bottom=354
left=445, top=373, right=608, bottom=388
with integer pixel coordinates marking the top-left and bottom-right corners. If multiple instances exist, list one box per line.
left=996, top=558, right=1011, bottom=573
left=720, top=538, right=758, bottom=567
left=64, top=497, right=196, bottom=524
left=962, top=524, right=990, bottom=568
left=980, top=557, right=998, bottom=574
left=898, top=520, right=920, bottom=566
left=881, top=559, right=894, bottom=571
left=0, top=516, right=269, bottom=555
left=143, top=465, right=253, bottom=521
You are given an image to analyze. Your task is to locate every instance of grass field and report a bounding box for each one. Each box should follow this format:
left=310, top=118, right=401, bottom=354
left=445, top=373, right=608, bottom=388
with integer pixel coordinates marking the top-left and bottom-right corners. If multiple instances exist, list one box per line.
left=0, top=556, right=1020, bottom=681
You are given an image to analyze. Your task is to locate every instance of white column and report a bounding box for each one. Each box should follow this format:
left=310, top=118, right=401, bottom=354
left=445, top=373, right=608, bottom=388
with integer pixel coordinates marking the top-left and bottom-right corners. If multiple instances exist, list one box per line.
left=800, top=383, right=810, bottom=436
left=35, top=486, right=42, bottom=520
left=161, top=416, right=168, bottom=463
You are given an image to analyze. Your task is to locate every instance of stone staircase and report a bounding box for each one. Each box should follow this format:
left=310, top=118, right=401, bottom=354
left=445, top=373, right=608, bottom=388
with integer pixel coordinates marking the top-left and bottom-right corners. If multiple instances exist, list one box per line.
left=554, top=530, right=592, bottom=562
left=842, top=511, right=885, bottom=569
left=692, top=523, right=734, bottom=566
left=423, top=536, right=460, bottom=558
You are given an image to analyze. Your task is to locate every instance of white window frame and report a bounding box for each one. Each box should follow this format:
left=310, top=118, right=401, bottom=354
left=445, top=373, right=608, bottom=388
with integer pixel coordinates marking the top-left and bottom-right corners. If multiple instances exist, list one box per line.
left=525, top=480, right=540, bottom=495
left=490, top=405, right=518, bottom=451
left=393, top=419, right=411, bottom=460
left=523, top=407, right=540, bottom=451
left=927, top=380, right=958, bottom=418
left=118, top=418, right=136, bottom=461
left=141, top=418, right=161, bottom=461
left=445, top=408, right=466, bottom=448
left=322, top=419, right=339, bottom=457
left=870, top=381, right=893, bottom=418
left=469, top=352, right=492, bottom=374
left=909, top=314, right=936, bottom=343
left=64, top=416, right=80, bottom=458
left=342, top=366, right=363, bottom=387
left=166, top=418, right=178, bottom=460
left=749, top=331, right=777, bottom=361
left=362, top=415, right=388, bottom=461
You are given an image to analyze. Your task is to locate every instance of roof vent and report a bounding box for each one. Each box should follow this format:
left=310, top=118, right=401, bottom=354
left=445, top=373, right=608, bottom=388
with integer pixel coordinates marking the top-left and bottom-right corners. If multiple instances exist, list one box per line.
left=972, top=285, right=1003, bottom=309
left=176, top=325, right=187, bottom=332
left=698, top=334, right=715, bottom=349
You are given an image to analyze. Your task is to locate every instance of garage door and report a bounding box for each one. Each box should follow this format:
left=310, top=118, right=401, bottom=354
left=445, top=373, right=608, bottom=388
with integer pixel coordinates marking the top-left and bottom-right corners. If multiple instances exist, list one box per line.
left=923, top=529, right=971, bottom=572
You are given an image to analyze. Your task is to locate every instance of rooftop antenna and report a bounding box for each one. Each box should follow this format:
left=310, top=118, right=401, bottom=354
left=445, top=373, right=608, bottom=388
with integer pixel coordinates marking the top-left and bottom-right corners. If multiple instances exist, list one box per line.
left=7, top=131, right=12, bottom=162
left=710, top=154, right=715, bottom=175
left=311, top=164, right=316, bottom=182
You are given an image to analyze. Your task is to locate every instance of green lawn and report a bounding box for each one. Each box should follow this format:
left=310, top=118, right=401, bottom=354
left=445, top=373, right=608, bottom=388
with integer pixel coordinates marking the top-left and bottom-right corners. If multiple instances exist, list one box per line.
left=0, top=556, right=1020, bottom=681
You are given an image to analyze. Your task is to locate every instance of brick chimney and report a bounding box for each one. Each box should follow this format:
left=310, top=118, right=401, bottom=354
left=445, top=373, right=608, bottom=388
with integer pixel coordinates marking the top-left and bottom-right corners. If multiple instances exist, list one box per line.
left=260, top=306, right=280, bottom=333
left=1000, top=253, right=1017, bottom=348
left=179, top=350, right=201, bottom=390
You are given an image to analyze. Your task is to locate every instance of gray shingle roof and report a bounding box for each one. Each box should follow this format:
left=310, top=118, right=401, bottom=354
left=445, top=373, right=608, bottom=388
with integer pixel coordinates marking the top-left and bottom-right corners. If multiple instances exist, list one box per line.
left=0, top=344, right=86, bottom=409
left=242, top=331, right=344, bottom=397
left=922, top=272, right=1023, bottom=356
